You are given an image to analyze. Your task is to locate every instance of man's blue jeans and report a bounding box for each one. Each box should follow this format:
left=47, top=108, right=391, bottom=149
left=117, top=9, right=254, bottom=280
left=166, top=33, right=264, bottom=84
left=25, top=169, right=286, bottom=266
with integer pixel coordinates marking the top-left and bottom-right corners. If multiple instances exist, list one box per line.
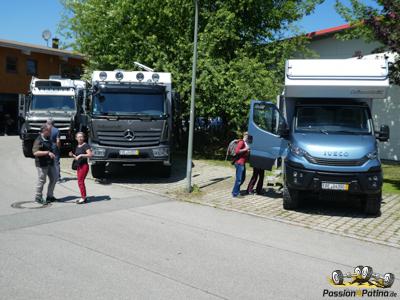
left=54, top=150, right=60, bottom=181
left=232, top=163, right=246, bottom=197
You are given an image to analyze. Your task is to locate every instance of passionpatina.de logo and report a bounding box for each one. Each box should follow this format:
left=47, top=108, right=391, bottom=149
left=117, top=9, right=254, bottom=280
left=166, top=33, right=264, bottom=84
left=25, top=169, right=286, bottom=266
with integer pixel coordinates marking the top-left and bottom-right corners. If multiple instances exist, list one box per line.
left=322, top=266, right=397, bottom=298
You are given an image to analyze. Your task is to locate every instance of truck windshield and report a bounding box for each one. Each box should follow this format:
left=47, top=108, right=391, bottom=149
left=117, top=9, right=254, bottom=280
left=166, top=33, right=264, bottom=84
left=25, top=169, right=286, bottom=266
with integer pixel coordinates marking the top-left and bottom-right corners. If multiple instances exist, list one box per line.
left=31, top=95, right=75, bottom=111
left=295, top=106, right=371, bottom=134
left=92, top=92, right=165, bottom=116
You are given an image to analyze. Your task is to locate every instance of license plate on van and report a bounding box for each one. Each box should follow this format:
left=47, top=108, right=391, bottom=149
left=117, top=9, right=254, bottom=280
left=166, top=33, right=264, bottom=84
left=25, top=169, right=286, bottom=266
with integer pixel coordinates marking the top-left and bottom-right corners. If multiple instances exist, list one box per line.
left=321, top=182, right=349, bottom=191
left=119, top=150, right=139, bottom=156
left=60, top=135, right=66, bottom=140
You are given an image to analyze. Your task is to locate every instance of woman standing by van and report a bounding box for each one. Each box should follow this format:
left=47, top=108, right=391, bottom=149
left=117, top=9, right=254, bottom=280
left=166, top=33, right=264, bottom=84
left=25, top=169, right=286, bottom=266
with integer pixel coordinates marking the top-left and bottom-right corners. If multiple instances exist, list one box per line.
left=69, top=132, right=92, bottom=204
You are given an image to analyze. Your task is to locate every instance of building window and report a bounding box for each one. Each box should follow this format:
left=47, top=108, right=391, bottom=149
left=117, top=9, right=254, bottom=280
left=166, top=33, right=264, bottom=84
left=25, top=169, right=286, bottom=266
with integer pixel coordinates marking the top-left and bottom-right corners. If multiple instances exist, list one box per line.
left=26, top=59, right=38, bottom=76
left=6, top=57, right=18, bottom=73
left=60, top=63, right=82, bottom=79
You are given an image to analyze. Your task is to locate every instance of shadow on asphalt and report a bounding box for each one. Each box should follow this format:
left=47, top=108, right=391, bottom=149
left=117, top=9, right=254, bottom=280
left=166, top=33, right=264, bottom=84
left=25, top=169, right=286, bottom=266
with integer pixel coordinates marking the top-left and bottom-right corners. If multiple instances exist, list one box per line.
left=59, top=177, right=77, bottom=183
left=262, top=188, right=283, bottom=199
left=294, top=196, right=380, bottom=219
left=199, top=176, right=232, bottom=189
left=57, top=195, right=79, bottom=202
left=95, top=158, right=187, bottom=184
left=57, top=195, right=111, bottom=203
left=87, top=195, right=111, bottom=203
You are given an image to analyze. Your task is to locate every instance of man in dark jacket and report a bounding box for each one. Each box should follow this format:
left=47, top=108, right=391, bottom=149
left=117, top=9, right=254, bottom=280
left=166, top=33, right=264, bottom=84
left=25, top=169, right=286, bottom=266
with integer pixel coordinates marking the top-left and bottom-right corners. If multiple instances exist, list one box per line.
left=32, top=124, right=57, bottom=204
left=46, top=119, right=61, bottom=182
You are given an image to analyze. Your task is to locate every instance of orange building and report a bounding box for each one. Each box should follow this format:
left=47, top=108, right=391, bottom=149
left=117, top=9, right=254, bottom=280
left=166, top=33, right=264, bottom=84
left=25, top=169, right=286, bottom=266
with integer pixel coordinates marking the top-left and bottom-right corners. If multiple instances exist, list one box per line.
left=0, top=38, right=85, bottom=134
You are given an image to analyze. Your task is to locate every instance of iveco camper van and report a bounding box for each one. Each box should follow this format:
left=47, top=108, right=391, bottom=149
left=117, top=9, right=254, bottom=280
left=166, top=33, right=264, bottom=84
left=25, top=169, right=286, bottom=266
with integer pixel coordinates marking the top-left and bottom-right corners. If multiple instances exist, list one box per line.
left=248, top=58, right=390, bottom=215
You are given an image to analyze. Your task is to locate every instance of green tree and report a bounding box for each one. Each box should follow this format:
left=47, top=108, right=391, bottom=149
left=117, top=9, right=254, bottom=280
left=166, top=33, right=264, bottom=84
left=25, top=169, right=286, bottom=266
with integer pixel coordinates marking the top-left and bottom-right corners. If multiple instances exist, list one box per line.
left=335, top=0, right=400, bottom=84
left=60, top=0, right=322, bottom=132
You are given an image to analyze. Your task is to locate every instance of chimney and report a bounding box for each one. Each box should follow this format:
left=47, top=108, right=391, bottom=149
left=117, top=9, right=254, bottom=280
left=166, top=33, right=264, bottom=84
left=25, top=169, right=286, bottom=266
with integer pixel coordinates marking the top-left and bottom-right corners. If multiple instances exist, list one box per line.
left=52, top=38, right=59, bottom=49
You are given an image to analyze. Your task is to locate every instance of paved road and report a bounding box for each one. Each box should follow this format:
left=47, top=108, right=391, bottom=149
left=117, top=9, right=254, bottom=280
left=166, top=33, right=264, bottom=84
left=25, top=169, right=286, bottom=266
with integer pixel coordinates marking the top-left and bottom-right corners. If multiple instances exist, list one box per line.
left=0, top=136, right=399, bottom=300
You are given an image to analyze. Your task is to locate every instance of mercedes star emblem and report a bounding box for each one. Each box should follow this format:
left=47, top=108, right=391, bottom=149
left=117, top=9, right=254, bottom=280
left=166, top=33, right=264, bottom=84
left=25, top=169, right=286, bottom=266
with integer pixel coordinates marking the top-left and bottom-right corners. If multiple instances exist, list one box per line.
left=124, top=129, right=135, bottom=141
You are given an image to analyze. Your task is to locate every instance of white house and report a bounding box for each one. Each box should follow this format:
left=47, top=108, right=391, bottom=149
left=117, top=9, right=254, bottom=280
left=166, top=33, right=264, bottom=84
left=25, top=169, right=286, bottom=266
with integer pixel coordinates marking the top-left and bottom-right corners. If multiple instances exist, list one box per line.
left=307, top=24, right=399, bottom=161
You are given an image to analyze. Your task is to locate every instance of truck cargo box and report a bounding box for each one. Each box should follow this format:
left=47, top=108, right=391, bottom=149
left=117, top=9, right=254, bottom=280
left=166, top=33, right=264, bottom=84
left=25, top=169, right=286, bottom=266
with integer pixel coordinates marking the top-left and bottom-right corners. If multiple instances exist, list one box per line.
left=285, top=59, right=389, bottom=99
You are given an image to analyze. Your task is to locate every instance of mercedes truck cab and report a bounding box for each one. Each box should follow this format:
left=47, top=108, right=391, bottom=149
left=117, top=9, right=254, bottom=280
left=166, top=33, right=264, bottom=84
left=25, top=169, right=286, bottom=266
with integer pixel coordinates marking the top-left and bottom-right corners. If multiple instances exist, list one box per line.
left=248, top=58, right=390, bottom=215
left=85, top=68, right=179, bottom=179
left=19, top=76, right=86, bottom=157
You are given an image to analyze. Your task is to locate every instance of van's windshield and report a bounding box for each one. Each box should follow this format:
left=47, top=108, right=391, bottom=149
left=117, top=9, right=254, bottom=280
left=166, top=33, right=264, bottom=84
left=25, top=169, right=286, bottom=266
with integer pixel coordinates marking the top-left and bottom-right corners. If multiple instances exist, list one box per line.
left=295, top=106, right=371, bottom=134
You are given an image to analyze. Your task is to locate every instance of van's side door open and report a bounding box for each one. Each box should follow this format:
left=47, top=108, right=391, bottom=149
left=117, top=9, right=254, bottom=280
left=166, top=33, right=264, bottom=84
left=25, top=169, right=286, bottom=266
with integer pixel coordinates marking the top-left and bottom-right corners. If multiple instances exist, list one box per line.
left=248, top=100, right=288, bottom=170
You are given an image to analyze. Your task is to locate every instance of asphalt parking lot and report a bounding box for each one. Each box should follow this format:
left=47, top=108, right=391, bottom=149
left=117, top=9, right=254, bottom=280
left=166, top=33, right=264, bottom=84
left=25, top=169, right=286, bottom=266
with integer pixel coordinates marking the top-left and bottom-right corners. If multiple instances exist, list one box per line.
left=60, top=154, right=400, bottom=249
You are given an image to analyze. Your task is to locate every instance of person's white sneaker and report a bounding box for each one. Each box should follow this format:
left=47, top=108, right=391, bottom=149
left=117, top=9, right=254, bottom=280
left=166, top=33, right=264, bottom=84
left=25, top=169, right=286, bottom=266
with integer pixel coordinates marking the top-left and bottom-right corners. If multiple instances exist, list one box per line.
left=76, top=198, right=86, bottom=204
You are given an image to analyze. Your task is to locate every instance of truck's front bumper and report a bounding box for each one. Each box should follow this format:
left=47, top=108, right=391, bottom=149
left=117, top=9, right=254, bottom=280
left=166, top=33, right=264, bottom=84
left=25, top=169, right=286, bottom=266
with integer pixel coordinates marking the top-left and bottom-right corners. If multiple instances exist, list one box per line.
left=285, top=162, right=382, bottom=195
left=90, top=144, right=171, bottom=166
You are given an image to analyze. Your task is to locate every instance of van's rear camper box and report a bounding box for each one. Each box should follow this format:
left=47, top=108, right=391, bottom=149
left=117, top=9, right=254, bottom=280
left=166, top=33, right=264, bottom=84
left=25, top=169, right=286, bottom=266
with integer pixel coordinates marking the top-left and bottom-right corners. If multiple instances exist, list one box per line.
left=284, top=59, right=389, bottom=99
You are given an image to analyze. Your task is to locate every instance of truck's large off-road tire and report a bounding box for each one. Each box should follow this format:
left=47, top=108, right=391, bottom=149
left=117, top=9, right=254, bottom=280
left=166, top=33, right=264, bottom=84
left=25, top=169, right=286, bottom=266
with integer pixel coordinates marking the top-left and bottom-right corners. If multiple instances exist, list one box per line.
left=159, top=166, right=171, bottom=178
left=91, top=164, right=106, bottom=179
left=22, top=140, right=34, bottom=158
left=283, top=184, right=300, bottom=210
left=364, top=192, right=381, bottom=216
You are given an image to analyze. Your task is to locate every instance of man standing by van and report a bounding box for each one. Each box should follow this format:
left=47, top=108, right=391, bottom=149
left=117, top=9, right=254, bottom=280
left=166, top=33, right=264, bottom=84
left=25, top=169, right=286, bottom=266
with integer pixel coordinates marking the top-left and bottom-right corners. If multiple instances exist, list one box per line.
left=32, top=124, right=57, bottom=204
left=46, top=119, right=61, bottom=182
left=232, top=132, right=250, bottom=197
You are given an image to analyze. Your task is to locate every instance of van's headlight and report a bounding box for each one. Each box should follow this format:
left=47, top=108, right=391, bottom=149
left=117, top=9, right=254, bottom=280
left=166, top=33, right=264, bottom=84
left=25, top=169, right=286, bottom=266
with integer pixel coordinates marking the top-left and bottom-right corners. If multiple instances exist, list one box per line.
left=366, top=151, right=378, bottom=160
left=92, top=147, right=106, bottom=157
left=152, top=147, right=169, bottom=157
left=289, top=143, right=307, bottom=157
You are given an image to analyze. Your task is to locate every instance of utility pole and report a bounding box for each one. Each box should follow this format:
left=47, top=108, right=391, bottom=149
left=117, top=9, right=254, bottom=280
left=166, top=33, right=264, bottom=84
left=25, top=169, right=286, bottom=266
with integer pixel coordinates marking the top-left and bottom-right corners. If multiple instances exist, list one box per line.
left=186, top=0, right=199, bottom=192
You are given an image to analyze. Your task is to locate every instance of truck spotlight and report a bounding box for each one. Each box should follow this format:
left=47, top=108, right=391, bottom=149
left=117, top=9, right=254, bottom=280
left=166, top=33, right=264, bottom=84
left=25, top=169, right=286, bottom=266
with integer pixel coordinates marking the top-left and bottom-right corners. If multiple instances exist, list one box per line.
left=136, top=72, right=144, bottom=82
left=99, top=71, right=107, bottom=81
left=115, top=72, right=124, bottom=81
left=152, top=73, right=160, bottom=83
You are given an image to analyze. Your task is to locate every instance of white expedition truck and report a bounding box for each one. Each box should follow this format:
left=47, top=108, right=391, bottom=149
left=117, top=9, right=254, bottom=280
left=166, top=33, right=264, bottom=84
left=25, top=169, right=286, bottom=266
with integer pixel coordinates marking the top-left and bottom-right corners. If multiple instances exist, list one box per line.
left=84, top=69, right=179, bottom=178
left=19, top=76, right=86, bottom=157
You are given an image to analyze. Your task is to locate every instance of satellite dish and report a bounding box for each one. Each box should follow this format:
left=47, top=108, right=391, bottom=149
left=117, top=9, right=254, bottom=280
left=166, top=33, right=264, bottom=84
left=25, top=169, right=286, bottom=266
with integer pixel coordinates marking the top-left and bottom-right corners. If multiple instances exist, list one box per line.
left=42, top=30, right=52, bottom=46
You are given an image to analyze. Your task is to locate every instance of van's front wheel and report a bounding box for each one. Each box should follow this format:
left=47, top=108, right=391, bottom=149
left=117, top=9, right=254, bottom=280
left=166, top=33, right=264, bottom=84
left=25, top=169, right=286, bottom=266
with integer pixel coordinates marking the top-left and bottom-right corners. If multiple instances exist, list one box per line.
left=364, top=192, right=381, bottom=216
left=283, top=184, right=300, bottom=210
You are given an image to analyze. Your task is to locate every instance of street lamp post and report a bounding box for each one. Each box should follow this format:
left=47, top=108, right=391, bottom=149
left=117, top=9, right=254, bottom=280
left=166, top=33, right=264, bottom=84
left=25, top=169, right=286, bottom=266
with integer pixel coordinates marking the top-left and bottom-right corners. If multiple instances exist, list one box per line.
left=186, top=0, right=199, bottom=192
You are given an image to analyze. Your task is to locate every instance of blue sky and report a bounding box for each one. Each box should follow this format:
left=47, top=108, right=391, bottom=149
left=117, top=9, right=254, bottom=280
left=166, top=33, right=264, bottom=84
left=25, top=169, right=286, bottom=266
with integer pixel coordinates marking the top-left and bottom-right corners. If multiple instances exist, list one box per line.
left=0, top=0, right=380, bottom=47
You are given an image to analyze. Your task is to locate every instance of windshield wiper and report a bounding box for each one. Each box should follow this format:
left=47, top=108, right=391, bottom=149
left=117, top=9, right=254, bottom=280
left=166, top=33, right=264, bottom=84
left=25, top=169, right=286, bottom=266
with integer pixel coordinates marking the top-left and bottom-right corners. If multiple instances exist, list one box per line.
left=330, top=130, right=360, bottom=135
left=122, top=113, right=167, bottom=119
left=320, top=129, right=329, bottom=135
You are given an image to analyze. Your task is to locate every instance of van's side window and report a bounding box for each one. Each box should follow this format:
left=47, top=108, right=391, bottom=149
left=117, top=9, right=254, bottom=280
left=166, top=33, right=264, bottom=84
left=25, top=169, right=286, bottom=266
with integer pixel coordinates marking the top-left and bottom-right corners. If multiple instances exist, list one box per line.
left=253, top=103, right=284, bottom=135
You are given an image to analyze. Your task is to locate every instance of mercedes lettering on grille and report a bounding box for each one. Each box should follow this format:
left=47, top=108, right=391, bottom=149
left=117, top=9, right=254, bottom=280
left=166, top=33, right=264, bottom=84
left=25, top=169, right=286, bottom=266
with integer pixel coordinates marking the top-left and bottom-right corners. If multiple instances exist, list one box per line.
left=124, top=129, right=135, bottom=141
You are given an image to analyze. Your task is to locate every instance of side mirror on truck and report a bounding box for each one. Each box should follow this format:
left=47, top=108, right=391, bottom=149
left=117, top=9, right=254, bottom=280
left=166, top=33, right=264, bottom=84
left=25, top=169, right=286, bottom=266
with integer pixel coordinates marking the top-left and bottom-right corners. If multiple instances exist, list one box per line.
left=376, top=125, right=390, bottom=142
left=278, top=123, right=290, bottom=138
left=172, top=91, right=181, bottom=115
